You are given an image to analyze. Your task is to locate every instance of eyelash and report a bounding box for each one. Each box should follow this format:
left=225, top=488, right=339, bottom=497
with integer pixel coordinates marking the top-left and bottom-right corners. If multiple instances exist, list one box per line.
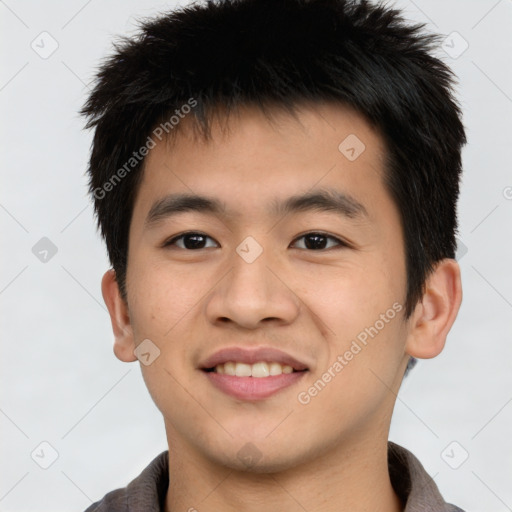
left=162, top=231, right=349, bottom=251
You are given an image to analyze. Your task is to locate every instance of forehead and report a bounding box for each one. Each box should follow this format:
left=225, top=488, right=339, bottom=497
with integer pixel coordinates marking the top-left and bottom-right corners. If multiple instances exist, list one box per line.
left=132, top=102, right=392, bottom=227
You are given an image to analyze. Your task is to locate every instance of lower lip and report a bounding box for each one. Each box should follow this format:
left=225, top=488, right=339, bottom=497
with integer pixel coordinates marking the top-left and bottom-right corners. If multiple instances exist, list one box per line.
left=203, top=370, right=307, bottom=401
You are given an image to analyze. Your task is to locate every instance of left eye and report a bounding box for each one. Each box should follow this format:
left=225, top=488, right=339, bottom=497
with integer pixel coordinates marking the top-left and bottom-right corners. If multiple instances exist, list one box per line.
left=290, top=232, right=346, bottom=250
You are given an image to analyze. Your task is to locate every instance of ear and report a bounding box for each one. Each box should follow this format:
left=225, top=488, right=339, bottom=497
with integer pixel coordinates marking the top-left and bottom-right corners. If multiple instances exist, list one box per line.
left=405, top=258, right=462, bottom=359
left=101, top=269, right=138, bottom=362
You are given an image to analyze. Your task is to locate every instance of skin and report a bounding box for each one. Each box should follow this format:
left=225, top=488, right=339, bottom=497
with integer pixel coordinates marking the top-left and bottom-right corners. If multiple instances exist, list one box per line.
left=102, top=102, right=462, bottom=512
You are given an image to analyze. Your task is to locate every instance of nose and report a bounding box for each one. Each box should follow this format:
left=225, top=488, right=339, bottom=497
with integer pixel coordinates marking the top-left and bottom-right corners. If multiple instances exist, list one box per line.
left=205, top=244, right=301, bottom=330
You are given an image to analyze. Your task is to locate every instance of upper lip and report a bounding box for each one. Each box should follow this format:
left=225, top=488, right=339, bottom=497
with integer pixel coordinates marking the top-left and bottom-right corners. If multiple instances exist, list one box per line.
left=199, top=346, right=309, bottom=371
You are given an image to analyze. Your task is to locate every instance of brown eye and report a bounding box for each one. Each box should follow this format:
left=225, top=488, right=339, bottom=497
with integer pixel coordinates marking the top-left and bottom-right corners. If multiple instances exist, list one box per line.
left=291, top=232, right=346, bottom=250
left=164, top=232, right=218, bottom=250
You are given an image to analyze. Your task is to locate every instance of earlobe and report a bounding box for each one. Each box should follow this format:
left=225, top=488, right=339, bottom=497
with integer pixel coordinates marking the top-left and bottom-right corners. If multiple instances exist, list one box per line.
left=405, top=258, right=462, bottom=359
left=101, top=269, right=138, bottom=362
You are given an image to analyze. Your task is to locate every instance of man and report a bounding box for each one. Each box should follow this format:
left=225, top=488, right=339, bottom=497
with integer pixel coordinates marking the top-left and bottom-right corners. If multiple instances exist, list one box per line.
left=81, top=0, right=466, bottom=510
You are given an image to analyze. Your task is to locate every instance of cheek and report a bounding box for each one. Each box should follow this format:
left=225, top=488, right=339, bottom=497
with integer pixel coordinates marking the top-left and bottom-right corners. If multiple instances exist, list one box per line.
left=291, top=313, right=406, bottom=449
left=301, top=256, right=407, bottom=379
left=300, top=260, right=399, bottom=331
left=126, top=255, right=208, bottom=339
left=125, top=259, right=206, bottom=410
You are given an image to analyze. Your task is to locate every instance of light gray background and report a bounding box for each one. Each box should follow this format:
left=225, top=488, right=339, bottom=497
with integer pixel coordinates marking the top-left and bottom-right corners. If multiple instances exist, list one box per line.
left=1, top=0, right=511, bottom=511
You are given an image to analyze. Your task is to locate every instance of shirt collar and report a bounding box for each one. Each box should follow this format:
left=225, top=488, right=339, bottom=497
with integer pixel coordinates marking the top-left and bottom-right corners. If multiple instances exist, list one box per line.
left=388, top=441, right=461, bottom=511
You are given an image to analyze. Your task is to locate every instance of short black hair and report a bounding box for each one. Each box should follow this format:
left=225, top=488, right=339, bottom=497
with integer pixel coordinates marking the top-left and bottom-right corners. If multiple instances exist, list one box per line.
left=81, top=0, right=466, bottom=320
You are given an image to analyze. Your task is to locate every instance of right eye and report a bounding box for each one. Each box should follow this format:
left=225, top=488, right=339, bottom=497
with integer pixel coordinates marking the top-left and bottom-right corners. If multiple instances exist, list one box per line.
left=162, top=232, right=219, bottom=250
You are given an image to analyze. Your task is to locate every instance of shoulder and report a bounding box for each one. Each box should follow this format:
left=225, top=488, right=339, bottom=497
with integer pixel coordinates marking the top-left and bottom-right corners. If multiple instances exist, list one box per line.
left=388, top=442, right=466, bottom=512
left=83, top=451, right=169, bottom=512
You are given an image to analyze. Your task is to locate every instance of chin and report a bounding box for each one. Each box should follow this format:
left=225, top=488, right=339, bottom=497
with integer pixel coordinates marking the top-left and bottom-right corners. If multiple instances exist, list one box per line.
left=204, top=438, right=313, bottom=474
left=227, top=453, right=305, bottom=474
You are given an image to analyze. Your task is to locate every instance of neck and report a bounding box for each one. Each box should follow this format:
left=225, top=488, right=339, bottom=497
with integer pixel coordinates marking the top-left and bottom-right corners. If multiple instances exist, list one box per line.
left=164, top=432, right=403, bottom=512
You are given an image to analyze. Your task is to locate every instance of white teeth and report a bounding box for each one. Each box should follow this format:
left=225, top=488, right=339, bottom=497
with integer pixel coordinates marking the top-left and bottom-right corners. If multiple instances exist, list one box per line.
left=235, top=363, right=252, bottom=377
left=252, top=362, right=270, bottom=378
left=224, top=361, right=236, bottom=376
left=269, top=362, right=283, bottom=376
left=213, top=361, right=296, bottom=377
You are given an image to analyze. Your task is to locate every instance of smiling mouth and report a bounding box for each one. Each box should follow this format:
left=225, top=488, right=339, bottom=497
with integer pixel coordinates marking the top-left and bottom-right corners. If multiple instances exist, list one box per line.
left=203, top=361, right=308, bottom=378
left=202, top=362, right=308, bottom=401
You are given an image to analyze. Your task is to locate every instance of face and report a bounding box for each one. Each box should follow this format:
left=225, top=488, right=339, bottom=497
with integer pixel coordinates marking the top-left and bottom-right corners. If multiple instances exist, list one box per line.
left=119, top=103, right=414, bottom=472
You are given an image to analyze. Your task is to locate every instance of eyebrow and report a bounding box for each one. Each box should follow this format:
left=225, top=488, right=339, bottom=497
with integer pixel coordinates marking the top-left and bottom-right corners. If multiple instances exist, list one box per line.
left=145, top=188, right=369, bottom=228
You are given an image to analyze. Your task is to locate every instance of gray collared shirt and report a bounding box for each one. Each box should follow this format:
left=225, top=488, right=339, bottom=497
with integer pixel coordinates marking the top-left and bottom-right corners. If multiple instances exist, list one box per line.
left=84, top=442, right=465, bottom=511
